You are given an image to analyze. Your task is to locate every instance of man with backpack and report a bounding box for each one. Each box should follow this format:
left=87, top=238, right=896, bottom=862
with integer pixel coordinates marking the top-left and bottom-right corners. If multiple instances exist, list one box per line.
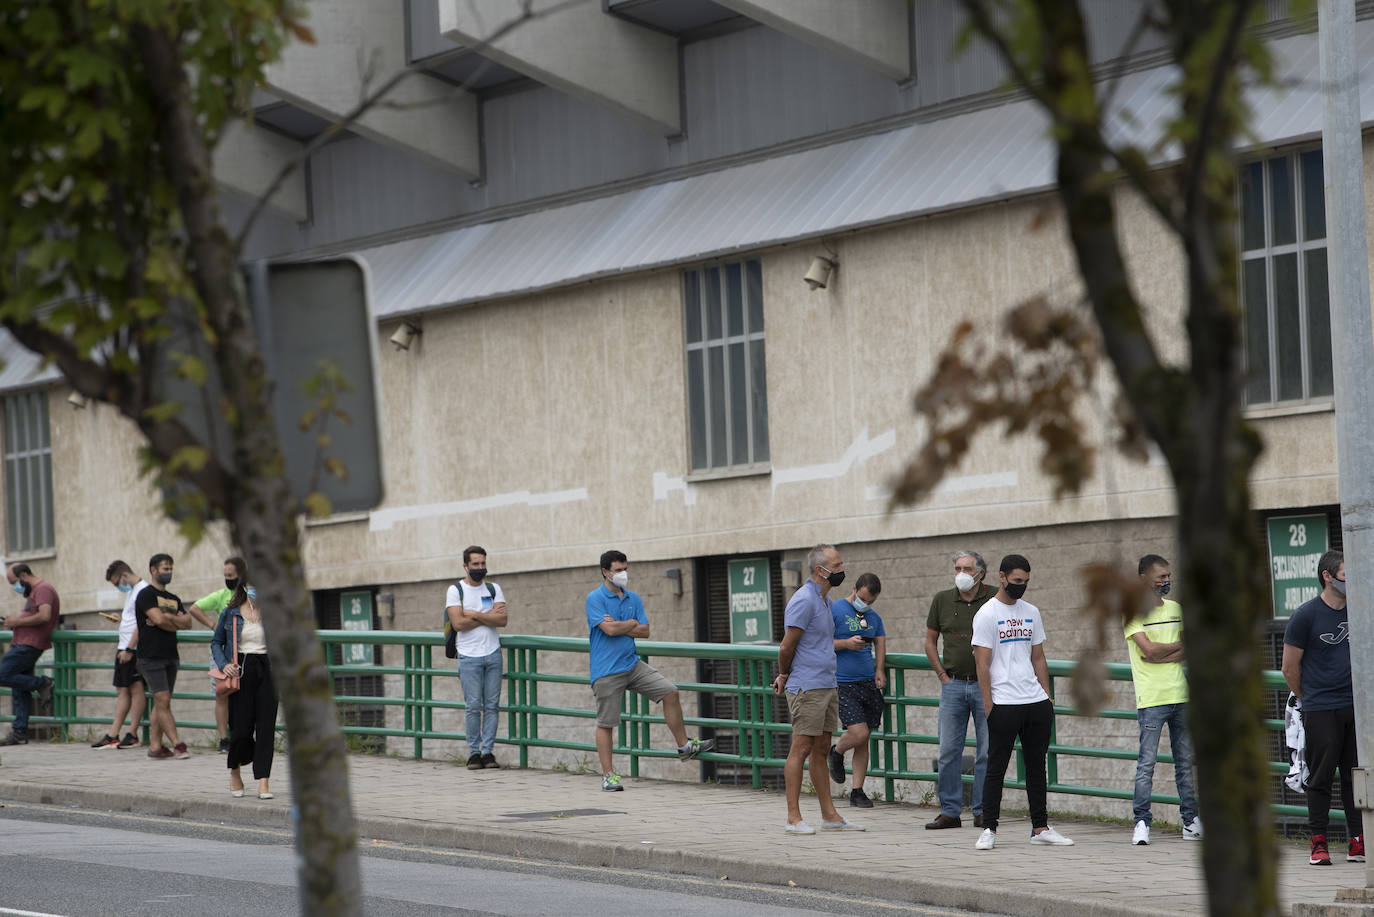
left=445, top=545, right=507, bottom=769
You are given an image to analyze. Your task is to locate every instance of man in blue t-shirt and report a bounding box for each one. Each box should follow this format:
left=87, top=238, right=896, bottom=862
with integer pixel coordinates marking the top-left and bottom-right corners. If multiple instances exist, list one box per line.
left=585, top=549, right=713, bottom=791
left=1282, top=549, right=1364, bottom=866
left=827, top=572, right=886, bottom=808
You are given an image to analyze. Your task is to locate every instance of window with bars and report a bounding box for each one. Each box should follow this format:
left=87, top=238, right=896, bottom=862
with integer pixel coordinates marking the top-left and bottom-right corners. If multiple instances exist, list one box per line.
left=3, top=390, right=55, bottom=554
left=683, top=260, right=770, bottom=472
left=1239, top=149, right=1333, bottom=405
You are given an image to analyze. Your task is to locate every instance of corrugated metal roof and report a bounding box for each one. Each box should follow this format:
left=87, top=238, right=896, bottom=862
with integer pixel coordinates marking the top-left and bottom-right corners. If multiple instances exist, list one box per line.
left=356, top=20, right=1368, bottom=321
left=0, top=330, right=61, bottom=392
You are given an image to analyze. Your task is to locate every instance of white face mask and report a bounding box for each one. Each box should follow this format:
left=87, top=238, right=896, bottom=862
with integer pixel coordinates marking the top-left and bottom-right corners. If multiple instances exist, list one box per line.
left=610, top=571, right=629, bottom=589
left=955, top=572, right=976, bottom=592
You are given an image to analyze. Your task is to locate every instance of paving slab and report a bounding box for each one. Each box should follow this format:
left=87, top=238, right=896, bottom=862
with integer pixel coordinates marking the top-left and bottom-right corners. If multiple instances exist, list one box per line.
left=0, top=742, right=1363, bottom=916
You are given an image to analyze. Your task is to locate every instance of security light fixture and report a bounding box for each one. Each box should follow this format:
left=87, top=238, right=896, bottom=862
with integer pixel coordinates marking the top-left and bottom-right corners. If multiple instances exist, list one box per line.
left=804, top=255, right=836, bottom=290
left=67, top=391, right=88, bottom=409
left=388, top=321, right=421, bottom=351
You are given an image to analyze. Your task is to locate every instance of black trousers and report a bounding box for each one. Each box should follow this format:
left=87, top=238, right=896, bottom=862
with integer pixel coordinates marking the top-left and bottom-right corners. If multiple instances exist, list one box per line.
left=981, top=698, right=1054, bottom=833
left=227, top=654, right=278, bottom=780
left=1305, top=705, right=1363, bottom=837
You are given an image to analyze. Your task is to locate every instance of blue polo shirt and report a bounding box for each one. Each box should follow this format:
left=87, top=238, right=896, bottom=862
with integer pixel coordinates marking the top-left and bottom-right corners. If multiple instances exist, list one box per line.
left=782, top=579, right=837, bottom=692
left=832, top=599, right=885, bottom=683
left=586, top=584, right=649, bottom=684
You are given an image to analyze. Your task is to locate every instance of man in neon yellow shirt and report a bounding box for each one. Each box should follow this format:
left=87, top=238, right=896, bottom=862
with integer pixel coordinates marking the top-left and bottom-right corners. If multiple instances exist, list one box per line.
left=189, top=557, right=245, bottom=753
left=1124, top=554, right=1201, bottom=846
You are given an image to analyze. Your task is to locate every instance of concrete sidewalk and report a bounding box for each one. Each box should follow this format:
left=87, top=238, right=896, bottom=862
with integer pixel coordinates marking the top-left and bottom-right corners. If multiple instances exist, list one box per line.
left=0, top=741, right=1360, bottom=916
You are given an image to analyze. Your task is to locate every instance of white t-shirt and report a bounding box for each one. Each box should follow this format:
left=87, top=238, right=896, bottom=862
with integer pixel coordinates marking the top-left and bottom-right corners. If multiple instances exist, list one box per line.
left=445, top=580, right=507, bottom=658
left=119, top=580, right=148, bottom=650
left=971, top=597, right=1049, bottom=706
left=240, top=618, right=267, bottom=655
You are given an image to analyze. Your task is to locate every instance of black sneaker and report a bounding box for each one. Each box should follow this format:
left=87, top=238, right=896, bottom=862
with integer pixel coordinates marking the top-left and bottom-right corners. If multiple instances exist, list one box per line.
left=828, top=747, right=845, bottom=784
left=850, top=788, right=874, bottom=808
left=466, top=752, right=484, bottom=770
left=218, top=738, right=230, bottom=753
left=117, top=732, right=140, bottom=749
left=481, top=753, right=499, bottom=769
left=0, top=731, right=29, bottom=746
left=91, top=734, right=120, bottom=749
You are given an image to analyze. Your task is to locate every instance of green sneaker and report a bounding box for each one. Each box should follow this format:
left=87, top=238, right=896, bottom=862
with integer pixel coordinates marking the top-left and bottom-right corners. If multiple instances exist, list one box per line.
left=677, top=737, right=715, bottom=760
left=602, top=773, right=624, bottom=792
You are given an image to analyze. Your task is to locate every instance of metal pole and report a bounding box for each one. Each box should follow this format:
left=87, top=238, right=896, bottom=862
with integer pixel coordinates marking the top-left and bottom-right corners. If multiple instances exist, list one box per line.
left=1319, top=0, right=1374, bottom=891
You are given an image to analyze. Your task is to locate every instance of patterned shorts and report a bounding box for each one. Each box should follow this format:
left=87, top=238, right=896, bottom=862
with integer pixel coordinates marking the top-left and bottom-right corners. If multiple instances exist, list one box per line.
left=837, top=680, right=884, bottom=729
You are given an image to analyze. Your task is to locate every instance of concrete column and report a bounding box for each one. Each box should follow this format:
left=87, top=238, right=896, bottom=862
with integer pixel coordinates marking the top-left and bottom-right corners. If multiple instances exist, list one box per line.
left=267, top=0, right=480, bottom=177
left=715, top=0, right=909, bottom=80
left=438, top=0, right=680, bottom=135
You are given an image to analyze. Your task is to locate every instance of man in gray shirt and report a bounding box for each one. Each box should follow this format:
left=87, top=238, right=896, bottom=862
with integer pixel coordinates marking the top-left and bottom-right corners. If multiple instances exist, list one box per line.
left=772, top=544, right=864, bottom=835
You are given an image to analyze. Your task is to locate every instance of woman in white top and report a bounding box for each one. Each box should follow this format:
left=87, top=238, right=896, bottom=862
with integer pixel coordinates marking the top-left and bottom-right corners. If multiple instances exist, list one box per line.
left=209, top=567, right=278, bottom=799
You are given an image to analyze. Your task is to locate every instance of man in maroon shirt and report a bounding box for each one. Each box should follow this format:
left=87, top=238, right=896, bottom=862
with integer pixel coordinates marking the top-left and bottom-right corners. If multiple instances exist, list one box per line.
left=0, top=563, right=59, bottom=745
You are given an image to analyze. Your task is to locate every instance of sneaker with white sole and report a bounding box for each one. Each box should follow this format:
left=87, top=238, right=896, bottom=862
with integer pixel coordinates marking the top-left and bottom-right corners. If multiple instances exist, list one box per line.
left=975, top=828, right=996, bottom=850
left=601, top=773, right=623, bottom=792
left=676, top=737, right=715, bottom=760
left=820, top=817, right=866, bottom=831
left=1348, top=834, right=1365, bottom=863
left=784, top=820, right=816, bottom=835
left=1132, top=820, right=1150, bottom=845
left=1030, top=826, right=1074, bottom=846
left=1181, top=816, right=1203, bottom=840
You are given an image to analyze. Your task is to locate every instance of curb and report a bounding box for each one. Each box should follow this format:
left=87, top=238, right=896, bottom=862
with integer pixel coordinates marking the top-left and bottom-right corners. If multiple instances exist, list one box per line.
left=0, top=780, right=1169, bottom=917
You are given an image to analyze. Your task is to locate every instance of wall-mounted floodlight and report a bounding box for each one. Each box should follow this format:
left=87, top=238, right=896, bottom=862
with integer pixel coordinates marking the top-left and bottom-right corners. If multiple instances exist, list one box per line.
left=388, top=322, right=421, bottom=351
left=663, top=568, right=683, bottom=597
left=803, top=256, right=836, bottom=290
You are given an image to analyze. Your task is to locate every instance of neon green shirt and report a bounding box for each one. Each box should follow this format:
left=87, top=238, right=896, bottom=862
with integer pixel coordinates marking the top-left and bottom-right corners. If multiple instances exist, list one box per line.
left=194, top=587, right=233, bottom=618
left=1124, top=599, right=1187, bottom=708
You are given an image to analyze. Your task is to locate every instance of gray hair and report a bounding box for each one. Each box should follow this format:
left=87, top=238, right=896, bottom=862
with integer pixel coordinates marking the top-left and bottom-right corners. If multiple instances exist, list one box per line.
left=807, top=544, right=835, bottom=573
left=952, top=550, right=986, bottom=573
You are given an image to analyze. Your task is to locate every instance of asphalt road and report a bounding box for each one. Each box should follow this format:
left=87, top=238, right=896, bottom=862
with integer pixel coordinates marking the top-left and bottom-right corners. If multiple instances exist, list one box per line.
left=0, top=801, right=1003, bottom=917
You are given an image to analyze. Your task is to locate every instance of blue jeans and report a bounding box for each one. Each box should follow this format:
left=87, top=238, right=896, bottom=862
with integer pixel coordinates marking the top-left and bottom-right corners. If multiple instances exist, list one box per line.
left=937, top=679, right=988, bottom=818
left=1134, top=702, right=1198, bottom=825
left=0, top=645, right=43, bottom=735
left=458, top=649, right=503, bottom=755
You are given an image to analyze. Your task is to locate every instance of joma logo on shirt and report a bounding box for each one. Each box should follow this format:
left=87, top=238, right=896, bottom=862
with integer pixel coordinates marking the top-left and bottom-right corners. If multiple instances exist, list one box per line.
left=1320, top=622, right=1349, bottom=645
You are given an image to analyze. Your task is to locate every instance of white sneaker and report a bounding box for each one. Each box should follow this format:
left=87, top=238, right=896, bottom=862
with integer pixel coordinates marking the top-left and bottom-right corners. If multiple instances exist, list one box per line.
left=1182, top=817, right=1203, bottom=840
left=820, top=817, right=866, bottom=831
left=975, top=828, right=996, bottom=850
left=1030, top=826, right=1075, bottom=846
left=1133, top=820, right=1150, bottom=845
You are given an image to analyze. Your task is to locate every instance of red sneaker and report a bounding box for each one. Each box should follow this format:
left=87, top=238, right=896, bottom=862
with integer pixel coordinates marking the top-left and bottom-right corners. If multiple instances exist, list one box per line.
left=1310, top=834, right=1332, bottom=865
left=1349, top=834, right=1366, bottom=863
left=147, top=746, right=174, bottom=759
left=172, top=742, right=190, bottom=759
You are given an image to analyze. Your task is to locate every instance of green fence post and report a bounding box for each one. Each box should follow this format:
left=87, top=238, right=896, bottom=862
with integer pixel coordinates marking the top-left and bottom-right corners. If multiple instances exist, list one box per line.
left=419, top=641, right=433, bottom=759
left=1046, top=675, right=1059, bottom=788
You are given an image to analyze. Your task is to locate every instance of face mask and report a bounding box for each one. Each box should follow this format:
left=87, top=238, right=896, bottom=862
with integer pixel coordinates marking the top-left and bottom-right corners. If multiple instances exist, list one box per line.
left=1331, top=578, right=1347, bottom=597
left=245, top=586, right=258, bottom=601
left=11, top=581, right=24, bottom=595
left=116, top=582, right=132, bottom=594
left=610, top=571, right=629, bottom=589
left=819, top=566, right=846, bottom=588
left=851, top=595, right=868, bottom=612
left=1153, top=581, right=1171, bottom=597
left=1004, top=582, right=1028, bottom=601
left=225, top=578, right=239, bottom=592
left=954, top=572, right=976, bottom=592
left=155, top=572, right=172, bottom=586
left=468, top=568, right=487, bottom=583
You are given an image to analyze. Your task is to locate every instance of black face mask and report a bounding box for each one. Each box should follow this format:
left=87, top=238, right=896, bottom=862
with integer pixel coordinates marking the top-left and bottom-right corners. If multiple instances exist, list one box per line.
left=819, top=567, right=845, bottom=588
left=1004, top=582, right=1028, bottom=601
left=155, top=572, right=172, bottom=586
left=468, top=568, right=487, bottom=583
left=1153, top=581, right=1171, bottom=597
left=225, top=578, right=240, bottom=592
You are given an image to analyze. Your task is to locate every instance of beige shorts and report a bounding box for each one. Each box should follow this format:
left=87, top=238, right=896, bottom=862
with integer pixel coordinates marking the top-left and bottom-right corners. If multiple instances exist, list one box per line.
left=592, top=660, right=677, bottom=728
left=787, top=687, right=839, bottom=736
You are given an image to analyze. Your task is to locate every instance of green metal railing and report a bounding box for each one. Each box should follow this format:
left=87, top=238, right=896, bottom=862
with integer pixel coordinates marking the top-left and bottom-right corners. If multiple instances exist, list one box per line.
left=0, top=628, right=1336, bottom=822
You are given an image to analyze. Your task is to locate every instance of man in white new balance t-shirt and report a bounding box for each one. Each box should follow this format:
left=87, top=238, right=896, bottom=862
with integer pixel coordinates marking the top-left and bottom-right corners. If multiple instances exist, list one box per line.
left=445, top=545, right=508, bottom=770
left=970, top=554, right=1073, bottom=850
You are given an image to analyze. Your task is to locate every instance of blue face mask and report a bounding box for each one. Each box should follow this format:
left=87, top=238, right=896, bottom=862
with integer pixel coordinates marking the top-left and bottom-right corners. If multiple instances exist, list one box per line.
left=116, top=582, right=132, bottom=593
left=851, top=595, right=868, bottom=612
left=245, top=586, right=257, bottom=601
left=12, top=581, right=24, bottom=595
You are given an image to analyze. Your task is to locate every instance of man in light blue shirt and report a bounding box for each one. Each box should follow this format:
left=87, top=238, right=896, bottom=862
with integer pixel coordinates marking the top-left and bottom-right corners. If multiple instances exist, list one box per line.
left=586, top=549, right=713, bottom=791
left=772, top=544, right=864, bottom=835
